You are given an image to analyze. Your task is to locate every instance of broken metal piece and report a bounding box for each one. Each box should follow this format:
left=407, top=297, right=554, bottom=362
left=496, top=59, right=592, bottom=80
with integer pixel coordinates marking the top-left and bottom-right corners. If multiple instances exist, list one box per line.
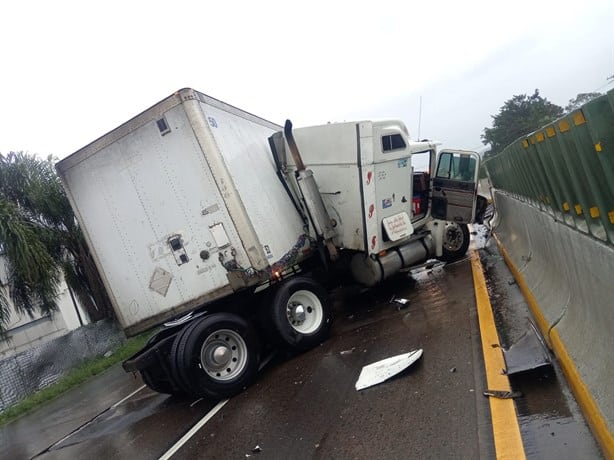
left=355, top=349, right=423, bottom=391
left=483, top=389, right=522, bottom=399
left=503, top=320, right=552, bottom=375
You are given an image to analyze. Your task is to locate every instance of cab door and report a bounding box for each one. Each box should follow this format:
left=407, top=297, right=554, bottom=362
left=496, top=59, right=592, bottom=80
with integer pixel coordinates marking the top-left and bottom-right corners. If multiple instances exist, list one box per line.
left=431, top=149, right=480, bottom=223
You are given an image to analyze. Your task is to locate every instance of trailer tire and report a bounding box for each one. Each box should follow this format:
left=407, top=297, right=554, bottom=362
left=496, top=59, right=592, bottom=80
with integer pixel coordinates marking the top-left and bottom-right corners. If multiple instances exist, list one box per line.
left=140, top=368, right=177, bottom=395
left=438, top=222, right=470, bottom=262
left=171, top=313, right=260, bottom=399
left=269, top=277, right=332, bottom=352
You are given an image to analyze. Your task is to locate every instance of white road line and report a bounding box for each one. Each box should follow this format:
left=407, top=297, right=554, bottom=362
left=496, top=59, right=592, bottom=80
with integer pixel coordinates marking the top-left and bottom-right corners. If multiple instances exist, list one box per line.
left=46, top=384, right=147, bottom=451
left=158, top=399, right=229, bottom=460
left=111, top=385, right=146, bottom=408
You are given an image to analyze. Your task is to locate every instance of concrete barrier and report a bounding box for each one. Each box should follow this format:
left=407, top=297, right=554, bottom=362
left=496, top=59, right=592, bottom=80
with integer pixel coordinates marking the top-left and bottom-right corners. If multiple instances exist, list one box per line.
left=492, top=190, right=614, bottom=457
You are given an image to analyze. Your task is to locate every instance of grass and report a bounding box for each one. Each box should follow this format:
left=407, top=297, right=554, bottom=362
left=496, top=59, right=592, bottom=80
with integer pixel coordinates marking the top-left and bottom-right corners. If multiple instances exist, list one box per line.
left=0, top=330, right=154, bottom=426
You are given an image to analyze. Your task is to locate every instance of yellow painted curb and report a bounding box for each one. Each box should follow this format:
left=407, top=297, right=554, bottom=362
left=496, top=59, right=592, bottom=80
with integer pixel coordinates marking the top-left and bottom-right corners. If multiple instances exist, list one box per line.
left=493, top=234, right=614, bottom=459
left=470, top=250, right=526, bottom=460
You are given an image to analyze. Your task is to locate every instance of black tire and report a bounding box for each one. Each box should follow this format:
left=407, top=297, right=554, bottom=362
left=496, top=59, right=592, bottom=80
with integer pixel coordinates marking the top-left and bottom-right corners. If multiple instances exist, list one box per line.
left=171, top=313, right=260, bottom=399
left=269, top=276, right=332, bottom=352
left=169, top=322, right=201, bottom=396
left=437, top=222, right=470, bottom=262
left=140, top=367, right=176, bottom=395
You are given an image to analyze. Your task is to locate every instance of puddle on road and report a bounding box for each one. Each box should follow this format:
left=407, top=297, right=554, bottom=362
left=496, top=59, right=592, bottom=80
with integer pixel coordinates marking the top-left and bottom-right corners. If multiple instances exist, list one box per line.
left=478, top=237, right=603, bottom=459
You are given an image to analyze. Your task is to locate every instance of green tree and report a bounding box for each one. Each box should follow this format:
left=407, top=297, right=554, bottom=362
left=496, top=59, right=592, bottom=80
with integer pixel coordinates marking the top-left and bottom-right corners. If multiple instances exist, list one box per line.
left=481, top=89, right=564, bottom=157
left=0, top=152, right=113, bottom=340
left=564, top=92, right=602, bottom=113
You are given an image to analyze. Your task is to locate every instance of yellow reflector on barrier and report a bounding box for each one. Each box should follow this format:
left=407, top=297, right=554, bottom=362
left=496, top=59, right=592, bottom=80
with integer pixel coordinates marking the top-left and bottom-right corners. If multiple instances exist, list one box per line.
left=595, top=142, right=602, bottom=153
left=590, top=207, right=600, bottom=218
left=609, top=211, right=614, bottom=225
left=536, top=132, right=545, bottom=142
left=559, top=120, right=571, bottom=133
left=522, top=140, right=529, bottom=148
left=573, top=111, right=586, bottom=126
left=546, top=127, right=556, bottom=138
left=563, top=202, right=570, bottom=212
left=575, top=204, right=583, bottom=215
left=530, top=136, right=536, bottom=145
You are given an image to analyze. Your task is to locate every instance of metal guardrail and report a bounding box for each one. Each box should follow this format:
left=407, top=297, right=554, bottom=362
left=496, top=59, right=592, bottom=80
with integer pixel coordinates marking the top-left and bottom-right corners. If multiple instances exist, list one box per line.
left=484, top=88, right=614, bottom=245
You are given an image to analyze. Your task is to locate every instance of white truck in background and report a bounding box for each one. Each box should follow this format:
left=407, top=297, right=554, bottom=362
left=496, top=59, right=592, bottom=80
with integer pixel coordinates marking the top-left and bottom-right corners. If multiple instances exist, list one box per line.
left=56, top=88, right=482, bottom=399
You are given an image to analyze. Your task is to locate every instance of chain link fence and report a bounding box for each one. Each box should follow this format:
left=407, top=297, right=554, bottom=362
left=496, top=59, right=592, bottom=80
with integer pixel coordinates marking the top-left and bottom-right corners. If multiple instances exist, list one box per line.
left=0, top=319, right=125, bottom=413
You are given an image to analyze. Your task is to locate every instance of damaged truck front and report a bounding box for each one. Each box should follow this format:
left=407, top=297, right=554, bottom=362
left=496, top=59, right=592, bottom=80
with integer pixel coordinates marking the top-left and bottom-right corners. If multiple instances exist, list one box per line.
left=55, top=88, right=481, bottom=399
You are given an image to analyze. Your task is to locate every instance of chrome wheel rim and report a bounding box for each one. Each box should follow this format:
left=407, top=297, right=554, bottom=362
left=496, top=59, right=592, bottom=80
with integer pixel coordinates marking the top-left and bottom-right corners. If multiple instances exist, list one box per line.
left=286, top=290, right=323, bottom=334
left=443, top=223, right=464, bottom=252
left=200, top=329, right=247, bottom=381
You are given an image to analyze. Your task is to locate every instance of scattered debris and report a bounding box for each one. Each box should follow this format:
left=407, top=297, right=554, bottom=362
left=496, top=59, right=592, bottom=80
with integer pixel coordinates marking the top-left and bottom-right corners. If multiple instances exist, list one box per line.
left=449, top=367, right=457, bottom=373
left=483, top=389, right=522, bottom=399
left=340, top=348, right=355, bottom=355
left=103, top=350, right=113, bottom=358
left=389, top=295, right=410, bottom=310
left=470, top=231, right=478, bottom=235
left=507, top=279, right=516, bottom=285
left=355, top=349, right=423, bottom=391
left=252, top=445, right=262, bottom=453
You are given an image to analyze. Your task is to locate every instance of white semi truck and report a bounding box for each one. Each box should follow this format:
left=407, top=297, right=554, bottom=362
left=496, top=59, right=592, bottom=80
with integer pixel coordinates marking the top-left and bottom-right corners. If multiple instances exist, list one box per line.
left=56, top=88, right=482, bottom=398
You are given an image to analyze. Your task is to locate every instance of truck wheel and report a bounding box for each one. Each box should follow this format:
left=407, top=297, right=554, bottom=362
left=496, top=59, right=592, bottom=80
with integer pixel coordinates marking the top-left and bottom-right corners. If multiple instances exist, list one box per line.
left=140, top=368, right=178, bottom=395
left=171, top=313, right=260, bottom=399
left=438, top=222, right=470, bottom=262
left=269, top=277, right=332, bottom=352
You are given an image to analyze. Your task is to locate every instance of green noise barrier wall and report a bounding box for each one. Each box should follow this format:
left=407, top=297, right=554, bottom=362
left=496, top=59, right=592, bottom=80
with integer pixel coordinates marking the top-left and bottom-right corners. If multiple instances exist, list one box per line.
left=485, top=89, right=614, bottom=245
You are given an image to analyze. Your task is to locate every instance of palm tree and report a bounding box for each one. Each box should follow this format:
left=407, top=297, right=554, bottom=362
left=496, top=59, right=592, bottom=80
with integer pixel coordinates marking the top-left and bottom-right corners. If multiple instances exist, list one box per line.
left=0, top=152, right=113, bottom=340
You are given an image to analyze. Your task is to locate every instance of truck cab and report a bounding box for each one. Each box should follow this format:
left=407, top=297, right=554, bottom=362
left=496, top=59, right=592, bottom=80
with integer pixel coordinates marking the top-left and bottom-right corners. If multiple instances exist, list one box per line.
left=271, top=120, right=481, bottom=285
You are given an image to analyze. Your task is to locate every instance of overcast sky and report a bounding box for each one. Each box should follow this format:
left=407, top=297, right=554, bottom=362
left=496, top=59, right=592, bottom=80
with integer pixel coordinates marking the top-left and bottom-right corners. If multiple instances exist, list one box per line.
left=1, top=0, right=612, bottom=158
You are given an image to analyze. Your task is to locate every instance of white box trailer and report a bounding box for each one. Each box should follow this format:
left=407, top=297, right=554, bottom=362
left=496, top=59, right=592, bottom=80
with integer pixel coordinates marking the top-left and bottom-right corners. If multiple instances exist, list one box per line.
left=57, top=89, right=311, bottom=337
left=56, top=88, right=482, bottom=399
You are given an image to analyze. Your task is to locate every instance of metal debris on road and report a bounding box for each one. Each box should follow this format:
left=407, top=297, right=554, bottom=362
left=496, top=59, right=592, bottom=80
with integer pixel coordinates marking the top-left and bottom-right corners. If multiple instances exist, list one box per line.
left=355, top=349, right=423, bottom=391
left=252, top=445, right=262, bottom=453
left=390, top=295, right=410, bottom=310
left=340, top=348, right=355, bottom=355
left=483, top=389, right=523, bottom=399
left=502, top=320, right=552, bottom=375
left=449, top=367, right=457, bottom=373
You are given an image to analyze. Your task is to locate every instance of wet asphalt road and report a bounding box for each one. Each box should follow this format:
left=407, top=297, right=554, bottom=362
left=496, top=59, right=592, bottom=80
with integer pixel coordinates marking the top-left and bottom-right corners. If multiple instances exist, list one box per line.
left=0, top=230, right=602, bottom=459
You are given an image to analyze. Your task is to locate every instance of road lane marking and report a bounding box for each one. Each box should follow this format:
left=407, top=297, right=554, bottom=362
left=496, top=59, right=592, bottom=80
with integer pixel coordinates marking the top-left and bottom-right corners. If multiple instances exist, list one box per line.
left=470, top=250, right=526, bottom=460
left=159, top=399, right=229, bottom=460
left=35, top=384, right=148, bottom=457
left=111, top=384, right=146, bottom=408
